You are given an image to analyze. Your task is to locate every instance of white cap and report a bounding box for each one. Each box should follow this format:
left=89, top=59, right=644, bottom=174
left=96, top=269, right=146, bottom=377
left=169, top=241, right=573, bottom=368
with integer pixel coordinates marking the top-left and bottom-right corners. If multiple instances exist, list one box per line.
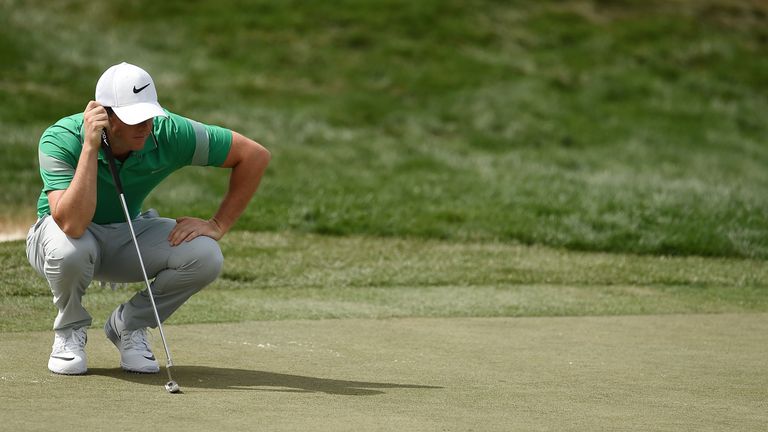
left=95, top=62, right=167, bottom=125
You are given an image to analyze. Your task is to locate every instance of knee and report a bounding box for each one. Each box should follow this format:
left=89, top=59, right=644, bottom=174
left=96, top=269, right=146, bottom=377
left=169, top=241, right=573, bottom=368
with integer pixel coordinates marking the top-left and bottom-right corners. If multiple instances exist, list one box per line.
left=199, top=239, right=224, bottom=279
left=177, top=237, right=224, bottom=282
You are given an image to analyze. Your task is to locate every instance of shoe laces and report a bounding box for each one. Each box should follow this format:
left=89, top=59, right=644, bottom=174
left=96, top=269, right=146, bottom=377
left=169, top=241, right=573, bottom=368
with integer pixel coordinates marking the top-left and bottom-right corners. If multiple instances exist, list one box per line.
left=121, top=328, right=151, bottom=352
left=53, top=328, right=87, bottom=353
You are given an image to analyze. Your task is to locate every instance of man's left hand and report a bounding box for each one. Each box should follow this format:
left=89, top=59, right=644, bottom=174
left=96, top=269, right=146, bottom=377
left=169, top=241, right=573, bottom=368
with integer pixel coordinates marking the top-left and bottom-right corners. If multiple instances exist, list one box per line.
left=168, top=217, right=224, bottom=246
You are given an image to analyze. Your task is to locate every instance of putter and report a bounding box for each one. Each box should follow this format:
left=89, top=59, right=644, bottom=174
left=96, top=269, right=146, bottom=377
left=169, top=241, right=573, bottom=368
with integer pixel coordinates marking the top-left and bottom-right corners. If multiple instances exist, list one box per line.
left=101, top=129, right=181, bottom=394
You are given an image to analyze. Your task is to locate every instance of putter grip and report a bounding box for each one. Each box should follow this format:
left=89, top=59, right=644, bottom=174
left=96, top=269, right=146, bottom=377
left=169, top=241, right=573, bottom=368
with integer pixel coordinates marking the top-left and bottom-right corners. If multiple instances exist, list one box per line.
left=100, top=130, right=124, bottom=194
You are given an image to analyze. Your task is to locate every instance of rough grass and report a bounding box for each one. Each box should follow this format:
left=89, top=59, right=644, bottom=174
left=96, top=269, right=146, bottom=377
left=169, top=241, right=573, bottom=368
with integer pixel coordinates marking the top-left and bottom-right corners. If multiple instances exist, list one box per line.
left=1, top=0, right=768, bottom=257
left=2, top=232, right=766, bottom=332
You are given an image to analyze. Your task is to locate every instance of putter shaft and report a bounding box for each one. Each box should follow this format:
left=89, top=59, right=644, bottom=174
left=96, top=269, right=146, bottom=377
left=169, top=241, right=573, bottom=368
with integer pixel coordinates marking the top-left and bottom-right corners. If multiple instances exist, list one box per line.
left=117, top=194, right=175, bottom=371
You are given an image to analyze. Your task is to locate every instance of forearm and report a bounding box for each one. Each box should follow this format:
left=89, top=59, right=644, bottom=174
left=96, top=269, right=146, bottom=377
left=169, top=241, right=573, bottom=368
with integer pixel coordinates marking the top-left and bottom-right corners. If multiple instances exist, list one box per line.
left=212, top=161, right=268, bottom=233
left=211, top=146, right=270, bottom=234
left=52, top=147, right=99, bottom=237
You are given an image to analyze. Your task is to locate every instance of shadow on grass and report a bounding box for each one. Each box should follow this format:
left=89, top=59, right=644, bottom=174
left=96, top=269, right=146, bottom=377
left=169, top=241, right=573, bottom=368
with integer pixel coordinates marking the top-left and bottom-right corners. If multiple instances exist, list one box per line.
left=88, top=366, right=443, bottom=395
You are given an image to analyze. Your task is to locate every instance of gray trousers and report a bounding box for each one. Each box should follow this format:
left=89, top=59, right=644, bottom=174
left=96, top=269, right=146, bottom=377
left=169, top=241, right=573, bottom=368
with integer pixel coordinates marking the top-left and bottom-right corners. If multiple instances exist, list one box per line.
left=26, top=210, right=224, bottom=331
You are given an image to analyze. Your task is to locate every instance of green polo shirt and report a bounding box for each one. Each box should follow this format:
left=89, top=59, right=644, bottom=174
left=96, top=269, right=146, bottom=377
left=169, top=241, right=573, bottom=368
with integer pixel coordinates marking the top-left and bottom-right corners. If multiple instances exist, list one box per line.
left=36, top=110, right=232, bottom=224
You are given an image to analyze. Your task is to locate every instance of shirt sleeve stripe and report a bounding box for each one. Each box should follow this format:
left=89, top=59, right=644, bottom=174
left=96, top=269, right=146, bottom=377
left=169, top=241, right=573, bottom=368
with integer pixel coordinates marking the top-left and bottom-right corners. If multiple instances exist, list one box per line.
left=189, top=119, right=210, bottom=166
left=39, top=152, right=75, bottom=176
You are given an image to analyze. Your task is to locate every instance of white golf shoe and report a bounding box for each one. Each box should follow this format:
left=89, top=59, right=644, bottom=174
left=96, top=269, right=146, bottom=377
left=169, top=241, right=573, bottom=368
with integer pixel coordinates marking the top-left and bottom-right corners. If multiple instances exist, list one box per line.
left=104, top=305, right=160, bottom=374
left=48, top=327, right=88, bottom=375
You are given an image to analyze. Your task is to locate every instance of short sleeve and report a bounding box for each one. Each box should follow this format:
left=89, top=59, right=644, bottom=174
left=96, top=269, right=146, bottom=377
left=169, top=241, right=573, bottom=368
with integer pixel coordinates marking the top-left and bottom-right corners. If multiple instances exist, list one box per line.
left=161, top=112, right=233, bottom=167
left=38, top=125, right=80, bottom=192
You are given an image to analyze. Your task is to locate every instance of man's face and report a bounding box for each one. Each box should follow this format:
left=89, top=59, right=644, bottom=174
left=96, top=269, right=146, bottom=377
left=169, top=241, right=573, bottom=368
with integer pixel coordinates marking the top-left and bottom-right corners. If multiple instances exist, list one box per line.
left=108, top=113, right=153, bottom=153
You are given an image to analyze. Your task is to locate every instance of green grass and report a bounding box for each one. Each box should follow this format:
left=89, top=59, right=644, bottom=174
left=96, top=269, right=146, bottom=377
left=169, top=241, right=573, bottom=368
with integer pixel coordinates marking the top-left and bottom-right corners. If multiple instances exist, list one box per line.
left=1, top=0, right=768, bottom=257
left=2, top=315, right=767, bottom=431
left=3, top=4, right=767, bottom=428
left=3, top=232, right=766, bottom=331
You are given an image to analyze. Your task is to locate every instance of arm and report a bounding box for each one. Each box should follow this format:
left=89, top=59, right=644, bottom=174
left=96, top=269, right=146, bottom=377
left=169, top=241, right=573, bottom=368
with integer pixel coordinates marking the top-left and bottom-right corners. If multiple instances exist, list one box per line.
left=47, top=102, right=109, bottom=238
left=168, top=131, right=271, bottom=246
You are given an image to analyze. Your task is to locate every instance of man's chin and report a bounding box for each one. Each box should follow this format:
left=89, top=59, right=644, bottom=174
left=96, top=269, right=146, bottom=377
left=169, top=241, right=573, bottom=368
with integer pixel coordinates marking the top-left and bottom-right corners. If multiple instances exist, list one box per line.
left=131, top=140, right=147, bottom=150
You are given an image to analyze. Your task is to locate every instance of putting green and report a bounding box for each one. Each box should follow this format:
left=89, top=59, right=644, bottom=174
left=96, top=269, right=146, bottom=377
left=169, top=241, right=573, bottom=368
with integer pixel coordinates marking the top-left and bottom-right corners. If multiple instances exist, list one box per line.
left=1, top=314, right=766, bottom=431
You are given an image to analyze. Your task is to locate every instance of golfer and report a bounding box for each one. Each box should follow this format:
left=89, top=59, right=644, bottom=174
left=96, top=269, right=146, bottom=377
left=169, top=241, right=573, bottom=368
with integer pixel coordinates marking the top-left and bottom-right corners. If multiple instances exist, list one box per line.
left=26, top=62, right=270, bottom=375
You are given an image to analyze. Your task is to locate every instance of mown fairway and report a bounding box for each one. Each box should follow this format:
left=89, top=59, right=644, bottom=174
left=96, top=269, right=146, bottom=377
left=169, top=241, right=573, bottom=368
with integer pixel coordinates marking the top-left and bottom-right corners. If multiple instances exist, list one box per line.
left=2, top=315, right=767, bottom=431
left=1, top=0, right=767, bottom=430
left=2, top=232, right=768, bottom=332
left=2, top=232, right=767, bottom=430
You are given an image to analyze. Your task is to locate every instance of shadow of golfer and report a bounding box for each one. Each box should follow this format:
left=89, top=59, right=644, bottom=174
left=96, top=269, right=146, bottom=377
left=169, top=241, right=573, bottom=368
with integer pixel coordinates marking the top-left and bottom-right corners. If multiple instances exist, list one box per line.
left=88, top=366, right=443, bottom=396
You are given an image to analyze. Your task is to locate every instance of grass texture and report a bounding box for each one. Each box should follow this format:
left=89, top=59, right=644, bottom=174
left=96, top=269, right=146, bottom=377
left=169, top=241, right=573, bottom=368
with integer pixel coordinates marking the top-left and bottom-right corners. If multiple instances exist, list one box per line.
left=2, top=315, right=767, bottom=431
left=1, top=0, right=767, bottom=257
left=2, top=232, right=766, bottom=332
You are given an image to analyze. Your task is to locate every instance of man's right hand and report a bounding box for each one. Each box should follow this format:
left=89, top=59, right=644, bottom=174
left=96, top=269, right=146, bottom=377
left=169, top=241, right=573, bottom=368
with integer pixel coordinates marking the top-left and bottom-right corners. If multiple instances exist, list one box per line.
left=83, top=101, right=110, bottom=151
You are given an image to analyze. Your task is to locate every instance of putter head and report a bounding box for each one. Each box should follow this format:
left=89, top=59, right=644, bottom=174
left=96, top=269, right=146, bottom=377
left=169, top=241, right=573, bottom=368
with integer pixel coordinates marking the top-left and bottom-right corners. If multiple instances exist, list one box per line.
left=165, top=380, right=181, bottom=394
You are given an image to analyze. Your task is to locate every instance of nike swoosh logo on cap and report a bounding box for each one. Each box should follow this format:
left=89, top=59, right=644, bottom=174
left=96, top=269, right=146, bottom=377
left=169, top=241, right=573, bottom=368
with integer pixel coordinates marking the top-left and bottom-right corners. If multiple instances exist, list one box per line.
left=51, top=355, right=76, bottom=361
left=133, top=83, right=151, bottom=93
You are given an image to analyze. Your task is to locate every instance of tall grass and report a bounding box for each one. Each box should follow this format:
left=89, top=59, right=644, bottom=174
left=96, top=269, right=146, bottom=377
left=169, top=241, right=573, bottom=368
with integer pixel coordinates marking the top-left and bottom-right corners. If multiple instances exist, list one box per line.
left=1, top=0, right=767, bottom=257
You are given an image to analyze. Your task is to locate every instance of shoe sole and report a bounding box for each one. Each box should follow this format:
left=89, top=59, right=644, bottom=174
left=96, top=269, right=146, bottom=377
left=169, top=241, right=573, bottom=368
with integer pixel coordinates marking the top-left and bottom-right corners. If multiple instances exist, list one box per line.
left=48, top=357, right=87, bottom=375
left=122, top=367, right=159, bottom=374
left=49, top=369, right=87, bottom=376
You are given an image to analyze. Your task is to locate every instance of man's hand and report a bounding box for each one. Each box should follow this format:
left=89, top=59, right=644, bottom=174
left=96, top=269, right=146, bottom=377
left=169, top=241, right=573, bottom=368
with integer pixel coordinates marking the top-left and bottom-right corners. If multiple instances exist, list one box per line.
left=168, top=216, right=224, bottom=246
left=83, top=101, right=110, bottom=151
